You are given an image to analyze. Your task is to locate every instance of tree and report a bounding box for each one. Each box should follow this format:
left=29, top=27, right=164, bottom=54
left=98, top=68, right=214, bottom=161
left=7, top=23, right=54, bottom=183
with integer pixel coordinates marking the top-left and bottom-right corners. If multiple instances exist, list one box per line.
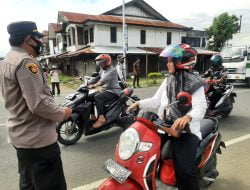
left=206, top=13, right=240, bottom=51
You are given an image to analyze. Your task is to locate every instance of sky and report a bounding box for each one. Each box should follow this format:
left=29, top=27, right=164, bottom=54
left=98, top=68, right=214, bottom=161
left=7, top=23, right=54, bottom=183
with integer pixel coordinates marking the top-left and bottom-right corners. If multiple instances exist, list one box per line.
left=0, top=0, right=250, bottom=57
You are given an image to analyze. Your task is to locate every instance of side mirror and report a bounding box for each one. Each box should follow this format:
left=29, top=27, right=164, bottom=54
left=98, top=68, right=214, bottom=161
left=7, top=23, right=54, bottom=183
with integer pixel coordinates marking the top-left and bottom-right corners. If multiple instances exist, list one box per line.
left=176, top=92, right=192, bottom=106
left=243, top=50, right=247, bottom=57
left=79, top=77, right=83, bottom=81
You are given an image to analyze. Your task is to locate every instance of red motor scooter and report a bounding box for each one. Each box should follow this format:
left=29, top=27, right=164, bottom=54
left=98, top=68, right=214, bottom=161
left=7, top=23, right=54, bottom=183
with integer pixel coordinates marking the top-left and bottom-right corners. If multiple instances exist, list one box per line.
left=99, top=92, right=226, bottom=190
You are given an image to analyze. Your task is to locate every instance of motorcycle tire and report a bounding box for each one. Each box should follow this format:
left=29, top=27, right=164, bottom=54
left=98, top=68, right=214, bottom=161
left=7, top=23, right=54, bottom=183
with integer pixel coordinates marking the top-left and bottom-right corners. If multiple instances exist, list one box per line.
left=57, top=119, right=84, bottom=146
left=222, top=97, right=233, bottom=118
left=199, top=154, right=218, bottom=188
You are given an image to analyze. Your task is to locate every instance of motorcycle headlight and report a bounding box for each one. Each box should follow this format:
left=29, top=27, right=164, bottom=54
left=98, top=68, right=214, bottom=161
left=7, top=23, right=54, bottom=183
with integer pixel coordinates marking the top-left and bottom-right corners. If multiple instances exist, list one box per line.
left=118, top=128, right=140, bottom=160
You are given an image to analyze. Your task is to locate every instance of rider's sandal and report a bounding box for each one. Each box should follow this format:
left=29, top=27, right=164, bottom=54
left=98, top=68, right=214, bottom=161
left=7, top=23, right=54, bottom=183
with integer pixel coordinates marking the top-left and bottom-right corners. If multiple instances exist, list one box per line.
left=93, top=119, right=106, bottom=129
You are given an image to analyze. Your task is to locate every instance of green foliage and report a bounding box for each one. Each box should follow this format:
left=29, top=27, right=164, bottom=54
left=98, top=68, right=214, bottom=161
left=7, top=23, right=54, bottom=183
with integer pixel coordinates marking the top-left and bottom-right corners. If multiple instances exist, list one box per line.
left=206, top=13, right=240, bottom=51
left=148, top=72, right=163, bottom=84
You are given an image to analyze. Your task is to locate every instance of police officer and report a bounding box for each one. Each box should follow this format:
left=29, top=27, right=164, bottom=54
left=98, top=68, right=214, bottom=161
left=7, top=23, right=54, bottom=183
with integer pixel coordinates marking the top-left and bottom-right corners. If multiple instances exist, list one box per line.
left=0, top=21, right=72, bottom=190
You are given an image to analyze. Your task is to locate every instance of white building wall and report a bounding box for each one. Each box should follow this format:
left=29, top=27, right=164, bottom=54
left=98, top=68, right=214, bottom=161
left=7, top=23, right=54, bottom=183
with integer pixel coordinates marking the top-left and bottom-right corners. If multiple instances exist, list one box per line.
left=232, top=33, right=250, bottom=46
left=49, top=40, right=55, bottom=55
left=94, top=23, right=187, bottom=48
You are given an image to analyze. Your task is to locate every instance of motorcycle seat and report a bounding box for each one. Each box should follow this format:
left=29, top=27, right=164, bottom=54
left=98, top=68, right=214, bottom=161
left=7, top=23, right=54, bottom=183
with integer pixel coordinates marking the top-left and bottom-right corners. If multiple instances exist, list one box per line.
left=104, top=96, right=119, bottom=108
left=200, top=118, right=217, bottom=139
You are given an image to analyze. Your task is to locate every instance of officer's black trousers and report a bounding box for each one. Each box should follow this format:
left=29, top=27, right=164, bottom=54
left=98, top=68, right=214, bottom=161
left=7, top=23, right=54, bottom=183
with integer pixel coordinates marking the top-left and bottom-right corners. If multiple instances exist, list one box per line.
left=172, top=133, right=200, bottom=190
left=51, top=82, right=60, bottom=96
left=15, top=142, right=67, bottom=190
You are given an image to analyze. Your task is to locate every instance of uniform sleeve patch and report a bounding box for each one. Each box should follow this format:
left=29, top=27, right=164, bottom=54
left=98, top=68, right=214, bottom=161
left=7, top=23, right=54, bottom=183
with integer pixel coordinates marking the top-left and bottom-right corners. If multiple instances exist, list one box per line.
left=26, top=63, right=39, bottom=75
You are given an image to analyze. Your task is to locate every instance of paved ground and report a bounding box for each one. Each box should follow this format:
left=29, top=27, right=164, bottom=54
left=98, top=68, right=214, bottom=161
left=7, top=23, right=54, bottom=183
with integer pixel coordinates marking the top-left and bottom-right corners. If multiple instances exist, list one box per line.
left=0, top=84, right=250, bottom=190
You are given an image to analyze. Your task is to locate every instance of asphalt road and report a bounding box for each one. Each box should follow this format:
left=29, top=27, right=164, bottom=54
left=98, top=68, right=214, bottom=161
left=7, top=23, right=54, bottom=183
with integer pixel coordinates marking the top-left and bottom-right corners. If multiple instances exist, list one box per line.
left=0, top=84, right=250, bottom=190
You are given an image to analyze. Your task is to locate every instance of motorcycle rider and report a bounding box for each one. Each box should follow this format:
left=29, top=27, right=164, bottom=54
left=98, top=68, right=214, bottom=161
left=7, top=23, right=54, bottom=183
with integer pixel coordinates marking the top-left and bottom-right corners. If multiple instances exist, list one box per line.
left=203, top=55, right=228, bottom=110
left=128, top=44, right=207, bottom=190
left=88, top=54, right=122, bottom=128
left=116, top=54, right=127, bottom=88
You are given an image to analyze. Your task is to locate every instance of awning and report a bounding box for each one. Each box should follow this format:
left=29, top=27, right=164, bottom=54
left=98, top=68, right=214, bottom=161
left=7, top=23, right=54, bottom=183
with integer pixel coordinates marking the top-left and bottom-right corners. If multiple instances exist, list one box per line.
left=56, top=46, right=219, bottom=58
left=140, top=47, right=219, bottom=55
left=58, top=46, right=155, bottom=58
left=194, top=48, right=218, bottom=55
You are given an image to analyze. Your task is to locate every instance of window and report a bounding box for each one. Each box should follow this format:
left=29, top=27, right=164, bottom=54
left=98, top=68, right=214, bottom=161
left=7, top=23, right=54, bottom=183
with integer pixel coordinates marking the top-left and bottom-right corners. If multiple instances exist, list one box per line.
left=181, top=37, right=201, bottom=47
left=90, top=28, right=94, bottom=43
left=77, top=27, right=84, bottom=45
left=71, top=28, right=76, bottom=45
left=202, top=38, right=206, bottom=47
left=84, top=30, right=89, bottom=45
left=140, top=30, right=146, bottom=44
left=68, top=34, right=71, bottom=46
left=110, top=27, right=117, bottom=43
left=247, top=53, right=250, bottom=61
left=167, top=32, right=172, bottom=45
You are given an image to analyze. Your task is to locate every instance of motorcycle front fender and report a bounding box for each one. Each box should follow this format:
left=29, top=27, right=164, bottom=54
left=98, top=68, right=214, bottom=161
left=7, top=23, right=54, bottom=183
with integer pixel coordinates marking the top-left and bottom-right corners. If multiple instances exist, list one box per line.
left=98, top=177, right=142, bottom=190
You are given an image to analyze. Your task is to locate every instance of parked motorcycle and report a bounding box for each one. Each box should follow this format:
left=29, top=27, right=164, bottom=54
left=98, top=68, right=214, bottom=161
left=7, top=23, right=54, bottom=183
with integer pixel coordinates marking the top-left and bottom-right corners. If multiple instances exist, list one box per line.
left=205, top=79, right=237, bottom=118
left=56, top=85, right=140, bottom=146
left=99, top=92, right=225, bottom=190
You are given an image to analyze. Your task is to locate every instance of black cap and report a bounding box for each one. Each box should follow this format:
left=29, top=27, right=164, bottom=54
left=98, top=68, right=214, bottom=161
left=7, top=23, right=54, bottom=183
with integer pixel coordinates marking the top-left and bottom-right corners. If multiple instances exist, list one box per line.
left=7, top=21, right=44, bottom=38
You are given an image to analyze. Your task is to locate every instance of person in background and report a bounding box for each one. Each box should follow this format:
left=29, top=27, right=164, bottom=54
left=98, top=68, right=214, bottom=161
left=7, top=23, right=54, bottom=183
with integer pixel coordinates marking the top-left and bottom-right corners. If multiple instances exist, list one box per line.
left=133, top=57, right=140, bottom=88
left=116, top=54, right=126, bottom=88
left=0, top=21, right=72, bottom=190
left=202, top=54, right=228, bottom=110
left=50, top=65, right=61, bottom=96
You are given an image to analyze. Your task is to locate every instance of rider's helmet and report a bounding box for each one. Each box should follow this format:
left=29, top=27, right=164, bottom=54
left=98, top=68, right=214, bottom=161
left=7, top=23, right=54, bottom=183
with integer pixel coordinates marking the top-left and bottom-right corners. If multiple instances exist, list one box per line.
left=117, top=54, right=125, bottom=62
left=159, top=44, right=197, bottom=70
left=210, top=54, right=223, bottom=67
left=95, top=54, right=112, bottom=68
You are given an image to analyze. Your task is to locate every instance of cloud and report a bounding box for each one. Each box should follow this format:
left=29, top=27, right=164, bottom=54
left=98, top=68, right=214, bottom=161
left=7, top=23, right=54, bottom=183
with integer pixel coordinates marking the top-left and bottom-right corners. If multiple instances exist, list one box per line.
left=0, top=0, right=250, bottom=57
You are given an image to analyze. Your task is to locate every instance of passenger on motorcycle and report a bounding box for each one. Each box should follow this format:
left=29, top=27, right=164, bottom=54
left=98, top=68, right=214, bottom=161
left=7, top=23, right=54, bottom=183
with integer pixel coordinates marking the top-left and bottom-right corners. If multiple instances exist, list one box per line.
left=203, top=55, right=228, bottom=110
left=128, top=44, right=207, bottom=190
left=88, top=54, right=122, bottom=128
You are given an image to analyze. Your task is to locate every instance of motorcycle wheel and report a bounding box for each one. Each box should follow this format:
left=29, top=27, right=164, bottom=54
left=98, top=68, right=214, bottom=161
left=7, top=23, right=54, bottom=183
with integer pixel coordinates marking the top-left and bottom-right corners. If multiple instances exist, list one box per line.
left=199, top=154, right=218, bottom=188
left=57, top=119, right=83, bottom=146
left=222, top=97, right=233, bottom=118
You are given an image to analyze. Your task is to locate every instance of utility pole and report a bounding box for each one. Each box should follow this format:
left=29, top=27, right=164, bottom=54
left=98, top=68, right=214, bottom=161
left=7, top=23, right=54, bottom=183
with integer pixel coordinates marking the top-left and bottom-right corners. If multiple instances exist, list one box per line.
left=239, top=15, right=242, bottom=33
left=122, top=0, right=127, bottom=79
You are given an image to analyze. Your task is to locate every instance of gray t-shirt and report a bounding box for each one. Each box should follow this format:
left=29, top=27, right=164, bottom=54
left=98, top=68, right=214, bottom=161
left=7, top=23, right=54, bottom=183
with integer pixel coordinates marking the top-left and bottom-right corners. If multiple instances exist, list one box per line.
left=100, top=66, right=122, bottom=96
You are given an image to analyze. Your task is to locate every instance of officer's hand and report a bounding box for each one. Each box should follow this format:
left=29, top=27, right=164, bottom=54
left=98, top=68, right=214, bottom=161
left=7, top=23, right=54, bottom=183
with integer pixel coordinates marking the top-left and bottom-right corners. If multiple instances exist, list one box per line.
left=172, top=115, right=192, bottom=132
left=64, top=107, right=72, bottom=120
left=127, top=102, right=139, bottom=113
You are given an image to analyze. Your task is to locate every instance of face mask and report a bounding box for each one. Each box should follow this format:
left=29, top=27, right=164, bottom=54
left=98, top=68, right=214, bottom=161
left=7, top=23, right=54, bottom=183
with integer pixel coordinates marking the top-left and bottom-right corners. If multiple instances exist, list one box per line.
left=30, top=37, right=43, bottom=56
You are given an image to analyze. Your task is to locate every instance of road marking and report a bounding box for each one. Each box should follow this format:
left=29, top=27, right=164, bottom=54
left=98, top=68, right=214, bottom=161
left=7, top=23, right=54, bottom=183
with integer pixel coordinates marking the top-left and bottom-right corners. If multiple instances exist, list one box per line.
left=0, top=123, right=6, bottom=126
left=235, top=89, right=250, bottom=93
left=225, top=134, right=250, bottom=146
left=72, top=133, right=250, bottom=190
left=72, top=179, right=106, bottom=190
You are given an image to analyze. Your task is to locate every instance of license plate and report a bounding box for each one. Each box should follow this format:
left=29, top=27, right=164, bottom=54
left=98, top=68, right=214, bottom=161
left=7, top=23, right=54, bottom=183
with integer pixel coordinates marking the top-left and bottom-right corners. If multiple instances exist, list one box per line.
left=235, top=76, right=240, bottom=79
left=103, top=159, right=132, bottom=184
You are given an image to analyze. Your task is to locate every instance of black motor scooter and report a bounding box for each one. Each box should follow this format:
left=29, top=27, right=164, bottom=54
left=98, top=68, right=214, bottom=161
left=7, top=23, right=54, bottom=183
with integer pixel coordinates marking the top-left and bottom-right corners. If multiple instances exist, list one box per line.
left=56, top=85, right=140, bottom=146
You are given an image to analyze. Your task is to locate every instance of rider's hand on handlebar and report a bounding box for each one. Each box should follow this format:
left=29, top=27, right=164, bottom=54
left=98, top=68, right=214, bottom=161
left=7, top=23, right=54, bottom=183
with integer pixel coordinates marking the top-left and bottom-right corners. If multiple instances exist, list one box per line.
left=87, top=84, right=94, bottom=89
left=171, top=115, right=192, bottom=132
left=127, top=102, right=139, bottom=113
left=63, top=107, right=72, bottom=120
left=161, top=127, right=180, bottom=138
